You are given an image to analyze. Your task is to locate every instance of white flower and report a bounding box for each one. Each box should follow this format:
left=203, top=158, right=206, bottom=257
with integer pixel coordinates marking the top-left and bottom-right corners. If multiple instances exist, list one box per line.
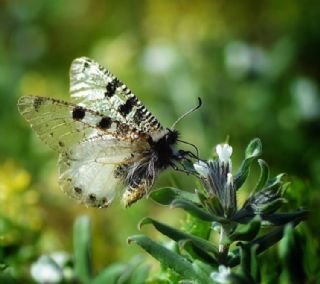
left=216, top=144, right=233, bottom=163
left=210, top=265, right=231, bottom=284
left=50, top=251, right=70, bottom=267
left=30, top=255, right=63, bottom=284
left=193, top=160, right=210, bottom=177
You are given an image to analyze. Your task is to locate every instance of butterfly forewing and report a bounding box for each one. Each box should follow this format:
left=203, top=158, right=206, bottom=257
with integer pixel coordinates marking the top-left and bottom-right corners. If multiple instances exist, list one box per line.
left=18, top=96, right=145, bottom=150
left=70, top=57, right=164, bottom=135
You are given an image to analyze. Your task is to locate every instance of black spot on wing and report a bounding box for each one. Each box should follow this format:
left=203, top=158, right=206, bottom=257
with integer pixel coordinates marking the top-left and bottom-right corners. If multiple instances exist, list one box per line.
left=97, top=116, right=112, bottom=129
left=74, top=187, right=82, bottom=194
left=118, top=97, right=137, bottom=116
left=72, top=106, right=85, bottom=120
left=33, top=97, right=44, bottom=112
left=89, top=193, right=96, bottom=201
left=133, top=108, right=144, bottom=124
left=105, top=78, right=120, bottom=98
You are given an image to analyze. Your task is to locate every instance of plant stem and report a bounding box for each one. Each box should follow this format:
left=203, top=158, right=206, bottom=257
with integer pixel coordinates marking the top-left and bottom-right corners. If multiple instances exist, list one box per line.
left=219, top=225, right=229, bottom=263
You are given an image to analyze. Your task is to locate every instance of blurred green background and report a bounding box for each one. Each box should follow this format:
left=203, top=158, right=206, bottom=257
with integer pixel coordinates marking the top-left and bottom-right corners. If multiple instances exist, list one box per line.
left=1, top=0, right=320, bottom=281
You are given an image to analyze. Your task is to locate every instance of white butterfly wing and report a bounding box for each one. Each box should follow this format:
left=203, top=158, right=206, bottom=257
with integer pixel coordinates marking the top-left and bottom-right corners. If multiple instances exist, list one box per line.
left=59, top=138, right=142, bottom=207
left=70, top=57, right=164, bottom=135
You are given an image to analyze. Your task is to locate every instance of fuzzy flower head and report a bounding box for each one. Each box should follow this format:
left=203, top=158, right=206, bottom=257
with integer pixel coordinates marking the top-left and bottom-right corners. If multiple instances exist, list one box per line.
left=193, top=143, right=237, bottom=218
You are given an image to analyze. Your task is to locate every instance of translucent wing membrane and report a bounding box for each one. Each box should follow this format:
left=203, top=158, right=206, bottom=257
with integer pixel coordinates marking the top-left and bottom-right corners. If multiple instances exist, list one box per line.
left=17, top=96, right=145, bottom=151
left=59, top=153, right=119, bottom=208
left=70, top=57, right=164, bottom=135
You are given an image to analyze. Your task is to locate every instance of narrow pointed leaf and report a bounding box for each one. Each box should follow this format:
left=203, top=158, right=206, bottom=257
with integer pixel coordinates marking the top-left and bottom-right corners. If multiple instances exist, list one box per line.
left=92, top=263, right=126, bottom=284
left=129, top=264, right=150, bottom=284
left=261, top=210, right=309, bottom=226
left=250, top=245, right=260, bottom=283
left=265, top=173, right=287, bottom=191
left=253, top=159, right=269, bottom=193
left=73, top=216, right=92, bottom=283
left=238, top=244, right=259, bottom=283
left=139, top=218, right=219, bottom=258
left=229, top=218, right=261, bottom=242
left=117, top=256, right=145, bottom=284
left=234, top=138, right=262, bottom=190
left=128, top=235, right=208, bottom=282
left=238, top=244, right=253, bottom=281
left=228, top=218, right=304, bottom=267
left=192, top=260, right=215, bottom=282
left=234, top=156, right=256, bottom=190
left=204, top=195, right=224, bottom=217
left=245, top=138, right=262, bottom=158
left=150, top=187, right=199, bottom=205
left=178, top=239, right=218, bottom=266
left=170, top=199, right=228, bottom=223
left=278, top=224, right=305, bottom=283
left=255, top=198, right=286, bottom=214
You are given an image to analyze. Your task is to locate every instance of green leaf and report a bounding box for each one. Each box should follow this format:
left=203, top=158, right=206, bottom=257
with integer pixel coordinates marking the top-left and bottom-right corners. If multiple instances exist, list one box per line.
left=254, top=198, right=287, bottom=215
left=252, top=159, right=269, bottom=193
left=178, top=239, right=218, bottom=267
left=238, top=244, right=259, bottom=283
left=228, top=218, right=304, bottom=267
left=229, top=218, right=261, bottom=242
left=139, top=218, right=220, bottom=260
left=73, top=215, right=92, bottom=283
left=261, top=209, right=309, bottom=226
left=241, top=175, right=288, bottom=216
left=128, top=235, right=208, bottom=282
left=250, top=244, right=260, bottom=283
left=150, top=187, right=199, bottom=205
left=170, top=199, right=227, bottom=223
left=92, top=263, right=127, bottom=284
left=192, top=260, right=215, bottom=283
left=265, top=173, right=287, bottom=191
left=207, top=195, right=225, bottom=217
left=278, top=224, right=306, bottom=283
left=245, top=138, right=262, bottom=159
left=234, top=138, right=262, bottom=190
left=117, top=256, right=146, bottom=284
left=128, top=263, right=150, bottom=284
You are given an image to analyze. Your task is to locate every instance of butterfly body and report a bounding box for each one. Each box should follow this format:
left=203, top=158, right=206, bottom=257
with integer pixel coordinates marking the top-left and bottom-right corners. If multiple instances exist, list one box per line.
left=18, top=57, right=189, bottom=208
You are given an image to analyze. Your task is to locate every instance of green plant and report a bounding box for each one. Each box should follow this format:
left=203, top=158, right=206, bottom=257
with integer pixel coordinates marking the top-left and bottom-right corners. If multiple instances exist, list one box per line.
left=29, top=216, right=150, bottom=284
left=128, top=138, right=309, bottom=283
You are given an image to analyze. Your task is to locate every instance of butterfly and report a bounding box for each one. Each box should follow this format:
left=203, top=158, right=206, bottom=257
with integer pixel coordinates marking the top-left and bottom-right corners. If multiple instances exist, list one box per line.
left=18, top=57, right=200, bottom=208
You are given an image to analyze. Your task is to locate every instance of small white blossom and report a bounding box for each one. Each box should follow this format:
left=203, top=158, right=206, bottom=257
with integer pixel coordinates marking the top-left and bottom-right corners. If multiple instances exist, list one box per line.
left=216, top=144, right=233, bottom=163
left=193, top=160, right=210, bottom=177
left=210, top=265, right=231, bottom=284
left=31, top=255, right=63, bottom=284
left=50, top=251, right=70, bottom=267
left=226, top=173, right=233, bottom=187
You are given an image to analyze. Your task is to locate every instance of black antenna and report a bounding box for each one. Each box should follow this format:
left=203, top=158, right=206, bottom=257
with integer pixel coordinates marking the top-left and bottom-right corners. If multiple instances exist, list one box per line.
left=171, top=97, right=202, bottom=129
